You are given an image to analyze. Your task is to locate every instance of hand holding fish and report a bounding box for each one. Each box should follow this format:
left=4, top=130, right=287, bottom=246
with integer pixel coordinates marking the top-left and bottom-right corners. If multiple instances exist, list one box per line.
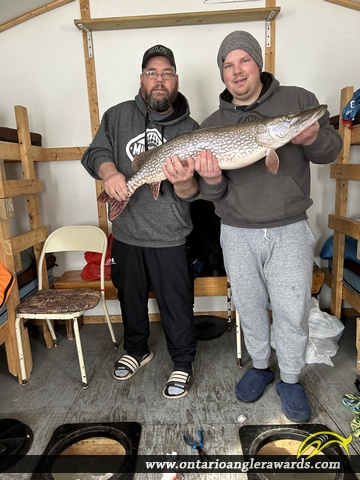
left=161, top=154, right=194, bottom=183
left=162, top=154, right=198, bottom=198
left=99, top=163, right=128, bottom=202
left=194, top=148, right=223, bottom=185
left=290, top=121, right=320, bottom=146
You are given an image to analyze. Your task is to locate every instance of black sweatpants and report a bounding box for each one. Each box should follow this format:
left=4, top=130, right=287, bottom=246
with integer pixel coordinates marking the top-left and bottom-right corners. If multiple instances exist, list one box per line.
left=111, top=238, right=197, bottom=371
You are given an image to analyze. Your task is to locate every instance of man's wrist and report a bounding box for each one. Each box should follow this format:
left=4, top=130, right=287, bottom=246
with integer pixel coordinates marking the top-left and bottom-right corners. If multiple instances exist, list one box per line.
left=204, top=174, right=223, bottom=185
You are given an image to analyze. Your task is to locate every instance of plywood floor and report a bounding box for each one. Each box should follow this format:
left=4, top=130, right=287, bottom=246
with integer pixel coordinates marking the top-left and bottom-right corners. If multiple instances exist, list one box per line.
left=1, top=315, right=360, bottom=479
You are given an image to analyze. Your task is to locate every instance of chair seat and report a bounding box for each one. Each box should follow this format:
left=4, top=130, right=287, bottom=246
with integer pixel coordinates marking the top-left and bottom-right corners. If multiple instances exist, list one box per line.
left=16, top=289, right=101, bottom=315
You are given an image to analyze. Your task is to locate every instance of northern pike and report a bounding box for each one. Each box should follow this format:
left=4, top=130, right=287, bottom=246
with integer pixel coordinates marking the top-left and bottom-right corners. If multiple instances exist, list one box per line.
left=98, top=104, right=327, bottom=220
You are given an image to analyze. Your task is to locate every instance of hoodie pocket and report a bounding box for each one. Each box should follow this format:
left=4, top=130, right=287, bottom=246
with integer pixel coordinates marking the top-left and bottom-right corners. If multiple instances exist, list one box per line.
left=225, top=174, right=311, bottom=225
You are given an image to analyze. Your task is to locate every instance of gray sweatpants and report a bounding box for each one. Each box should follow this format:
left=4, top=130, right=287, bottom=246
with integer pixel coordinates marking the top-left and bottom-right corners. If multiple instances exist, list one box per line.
left=221, top=220, right=315, bottom=383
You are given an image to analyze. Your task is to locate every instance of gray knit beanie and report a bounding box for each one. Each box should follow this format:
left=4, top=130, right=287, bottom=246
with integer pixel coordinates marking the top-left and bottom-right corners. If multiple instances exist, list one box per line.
left=217, top=31, right=263, bottom=82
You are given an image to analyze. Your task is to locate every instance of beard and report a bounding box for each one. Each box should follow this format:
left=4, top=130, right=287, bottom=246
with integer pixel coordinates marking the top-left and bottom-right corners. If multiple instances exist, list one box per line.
left=142, top=84, right=178, bottom=113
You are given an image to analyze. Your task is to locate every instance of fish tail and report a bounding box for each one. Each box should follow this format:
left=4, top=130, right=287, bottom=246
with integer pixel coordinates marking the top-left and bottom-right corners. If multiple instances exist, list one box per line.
left=97, top=190, right=110, bottom=203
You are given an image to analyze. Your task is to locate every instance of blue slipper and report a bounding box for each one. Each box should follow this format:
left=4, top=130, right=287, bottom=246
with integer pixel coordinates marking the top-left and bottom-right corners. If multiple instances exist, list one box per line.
left=276, top=382, right=311, bottom=422
left=235, top=368, right=274, bottom=403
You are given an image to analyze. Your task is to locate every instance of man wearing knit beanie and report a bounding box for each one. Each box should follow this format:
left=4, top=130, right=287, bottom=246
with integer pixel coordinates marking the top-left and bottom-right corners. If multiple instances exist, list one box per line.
left=194, top=31, right=341, bottom=422
left=217, top=30, right=263, bottom=82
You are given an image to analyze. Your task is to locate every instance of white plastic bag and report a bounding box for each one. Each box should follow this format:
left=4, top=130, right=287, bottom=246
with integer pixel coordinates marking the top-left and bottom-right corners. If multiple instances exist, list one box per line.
left=308, top=297, right=344, bottom=340
left=305, top=298, right=344, bottom=366
left=271, top=298, right=344, bottom=367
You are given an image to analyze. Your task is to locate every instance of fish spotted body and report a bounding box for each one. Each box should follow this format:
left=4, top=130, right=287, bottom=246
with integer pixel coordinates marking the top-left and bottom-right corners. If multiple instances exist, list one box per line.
left=98, top=104, right=327, bottom=220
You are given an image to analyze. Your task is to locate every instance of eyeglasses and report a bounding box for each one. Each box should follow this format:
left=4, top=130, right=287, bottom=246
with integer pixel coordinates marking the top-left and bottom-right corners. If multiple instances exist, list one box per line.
left=142, top=70, right=176, bottom=80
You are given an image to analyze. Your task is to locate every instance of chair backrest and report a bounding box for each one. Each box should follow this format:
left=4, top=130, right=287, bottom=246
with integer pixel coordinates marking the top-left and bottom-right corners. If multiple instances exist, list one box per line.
left=38, top=226, right=108, bottom=291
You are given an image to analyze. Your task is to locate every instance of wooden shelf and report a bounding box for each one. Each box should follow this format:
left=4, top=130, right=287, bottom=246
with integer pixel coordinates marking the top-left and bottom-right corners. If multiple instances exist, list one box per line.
left=53, top=270, right=230, bottom=300
left=74, top=7, right=280, bottom=31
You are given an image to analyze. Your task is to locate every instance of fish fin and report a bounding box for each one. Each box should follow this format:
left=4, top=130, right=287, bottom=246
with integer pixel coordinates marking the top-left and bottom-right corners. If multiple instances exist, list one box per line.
left=109, top=198, right=130, bottom=220
left=97, top=190, right=129, bottom=219
left=265, top=149, right=279, bottom=174
left=132, top=150, right=153, bottom=172
left=150, top=182, right=161, bottom=200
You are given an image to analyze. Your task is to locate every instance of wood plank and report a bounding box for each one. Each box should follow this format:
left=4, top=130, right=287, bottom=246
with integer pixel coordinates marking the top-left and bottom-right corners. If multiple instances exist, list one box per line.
left=330, top=163, right=360, bottom=181
left=0, top=141, right=21, bottom=161
left=328, top=214, right=360, bottom=240
left=0, top=179, right=43, bottom=198
left=3, top=227, right=48, bottom=256
left=0, top=0, right=75, bottom=33
left=61, top=437, right=126, bottom=455
left=42, top=146, right=87, bottom=161
left=334, top=87, right=353, bottom=218
left=53, top=270, right=230, bottom=299
left=1, top=144, right=89, bottom=163
left=330, top=231, right=346, bottom=318
left=0, top=144, right=45, bottom=163
left=0, top=160, right=15, bottom=221
left=74, top=7, right=281, bottom=32
left=0, top=144, right=83, bottom=163
left=15, top=106, right=48, bottom=286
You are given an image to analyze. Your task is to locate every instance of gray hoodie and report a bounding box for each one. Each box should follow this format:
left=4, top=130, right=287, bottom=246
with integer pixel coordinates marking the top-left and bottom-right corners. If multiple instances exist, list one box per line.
left=81, top=91, right=199, bottom=247
left=199, top=72, right=342, bottom=229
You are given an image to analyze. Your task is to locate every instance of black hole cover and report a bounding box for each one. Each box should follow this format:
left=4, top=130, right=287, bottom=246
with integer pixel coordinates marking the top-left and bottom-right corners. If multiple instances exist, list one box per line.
left=0, top=418, right=33, bottom=472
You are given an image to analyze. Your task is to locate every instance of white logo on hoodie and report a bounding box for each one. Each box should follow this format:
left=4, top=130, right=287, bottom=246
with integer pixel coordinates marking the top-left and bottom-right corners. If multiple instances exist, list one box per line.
left=126, top=128, right=166, bottom=160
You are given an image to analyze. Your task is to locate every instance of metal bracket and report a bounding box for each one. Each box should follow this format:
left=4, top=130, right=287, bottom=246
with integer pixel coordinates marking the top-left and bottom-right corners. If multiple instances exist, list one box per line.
left=266, top=9, right=277, bottom=48
left=266, top=21, right=271, bottom=47
left=76, top=23, right=93, bottom=58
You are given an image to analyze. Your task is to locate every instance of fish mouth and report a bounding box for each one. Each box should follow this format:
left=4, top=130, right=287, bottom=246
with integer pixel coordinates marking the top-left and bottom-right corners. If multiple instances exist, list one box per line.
left=291, top=104, right=327, bottom=129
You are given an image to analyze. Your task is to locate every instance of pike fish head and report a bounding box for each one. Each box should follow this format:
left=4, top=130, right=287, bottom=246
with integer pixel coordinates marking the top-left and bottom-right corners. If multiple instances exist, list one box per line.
left=255, top=104, right=327, bottom=149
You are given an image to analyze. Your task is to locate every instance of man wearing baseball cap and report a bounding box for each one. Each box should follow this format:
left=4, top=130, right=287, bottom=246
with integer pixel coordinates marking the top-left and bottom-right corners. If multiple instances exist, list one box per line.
left=194, top=31, right=341, bottom=421
left=82, top=44, right=199, bottom=399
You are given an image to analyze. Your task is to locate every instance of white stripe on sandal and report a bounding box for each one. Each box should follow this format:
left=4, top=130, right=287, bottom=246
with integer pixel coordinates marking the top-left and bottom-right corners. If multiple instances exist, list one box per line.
left=163, top=369, right=193, bottom=399
left=113, top=351, right=153, bottom=381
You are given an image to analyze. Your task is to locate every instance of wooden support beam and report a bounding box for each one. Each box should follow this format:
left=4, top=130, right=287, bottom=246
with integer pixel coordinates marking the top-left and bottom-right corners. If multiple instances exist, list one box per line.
left=79, top=0, right=108, bottom=235
left=329, top=87, right=355, bottom=319
left=265, top=0, right=277, bottom=74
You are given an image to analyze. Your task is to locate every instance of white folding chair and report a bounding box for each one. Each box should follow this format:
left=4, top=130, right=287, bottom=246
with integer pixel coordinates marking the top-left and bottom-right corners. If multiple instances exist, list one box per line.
left=15, top=225, right=117, bottom=388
